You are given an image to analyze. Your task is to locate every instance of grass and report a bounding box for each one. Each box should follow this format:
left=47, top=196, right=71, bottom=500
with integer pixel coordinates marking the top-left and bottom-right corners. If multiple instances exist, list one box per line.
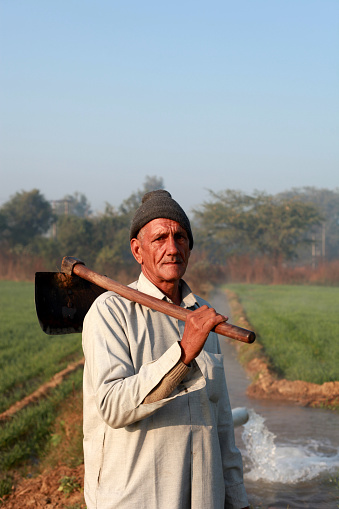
left=0, top=280, right=85, bottom=499
left=225, top=284, right=339, bottom=384
left=0, top=369, right=83, bottom=472
left=0, top=368, right=84, bottom=499
left=0, top=281, right=83, bottom=413
left=41, top=384, right=84, bottom=471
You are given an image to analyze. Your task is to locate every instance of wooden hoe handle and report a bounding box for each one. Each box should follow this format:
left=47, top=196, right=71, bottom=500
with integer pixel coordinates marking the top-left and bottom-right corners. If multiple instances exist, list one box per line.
left=61, top=257, right=256, bottom=344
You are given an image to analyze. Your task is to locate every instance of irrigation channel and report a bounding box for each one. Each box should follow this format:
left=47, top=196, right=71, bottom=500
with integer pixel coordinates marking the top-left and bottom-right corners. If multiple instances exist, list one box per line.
left=210, top=290, right=339, bottom=509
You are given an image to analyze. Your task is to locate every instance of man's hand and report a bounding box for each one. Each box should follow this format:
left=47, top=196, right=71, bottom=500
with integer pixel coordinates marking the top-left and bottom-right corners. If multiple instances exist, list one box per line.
left=180, top=305, right=227, bottom=365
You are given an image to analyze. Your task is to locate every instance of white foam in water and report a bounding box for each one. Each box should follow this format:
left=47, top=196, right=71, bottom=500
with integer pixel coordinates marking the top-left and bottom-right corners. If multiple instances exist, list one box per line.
left=242, top=409, right=339, bottom=484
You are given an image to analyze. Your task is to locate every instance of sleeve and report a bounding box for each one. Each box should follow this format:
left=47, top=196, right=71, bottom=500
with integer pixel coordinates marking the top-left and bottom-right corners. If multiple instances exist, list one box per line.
left=82, top=296, right=205, bottom=429
left=142, top=360, right=190, bottom=404
left=215, top=341, right=249, bottom=508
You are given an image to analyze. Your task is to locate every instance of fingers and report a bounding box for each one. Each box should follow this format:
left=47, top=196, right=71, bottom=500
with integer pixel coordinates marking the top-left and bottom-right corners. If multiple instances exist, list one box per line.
left=190, top=305, right=227, bottom=330
left=180, top=305, right=228, bottom=365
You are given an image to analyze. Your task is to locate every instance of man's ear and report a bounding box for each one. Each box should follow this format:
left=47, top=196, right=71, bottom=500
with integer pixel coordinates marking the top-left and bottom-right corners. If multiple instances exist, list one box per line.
left=130, top=238, right=143, bottom=265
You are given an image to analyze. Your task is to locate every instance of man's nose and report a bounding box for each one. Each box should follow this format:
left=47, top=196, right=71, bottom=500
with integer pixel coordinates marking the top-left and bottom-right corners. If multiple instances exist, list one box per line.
left=165, top=235, right=180, bottom=254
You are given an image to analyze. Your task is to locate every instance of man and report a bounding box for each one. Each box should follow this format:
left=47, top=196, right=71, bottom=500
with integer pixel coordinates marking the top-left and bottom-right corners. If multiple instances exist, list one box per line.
left=82, top=190, right=249, bottom=509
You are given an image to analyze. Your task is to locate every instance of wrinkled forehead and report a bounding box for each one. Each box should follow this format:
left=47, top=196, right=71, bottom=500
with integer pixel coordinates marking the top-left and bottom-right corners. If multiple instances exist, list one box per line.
left=140, top=218, right=187, bottom=237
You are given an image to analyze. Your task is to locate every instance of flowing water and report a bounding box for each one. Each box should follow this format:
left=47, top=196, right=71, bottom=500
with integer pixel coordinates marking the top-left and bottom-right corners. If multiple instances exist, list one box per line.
left=210, top=290, right=339, bottom=509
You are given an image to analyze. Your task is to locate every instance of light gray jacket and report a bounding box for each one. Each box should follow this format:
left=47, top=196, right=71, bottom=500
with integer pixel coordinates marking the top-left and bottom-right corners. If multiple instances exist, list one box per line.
left=82, top=272, right=248, bottom=509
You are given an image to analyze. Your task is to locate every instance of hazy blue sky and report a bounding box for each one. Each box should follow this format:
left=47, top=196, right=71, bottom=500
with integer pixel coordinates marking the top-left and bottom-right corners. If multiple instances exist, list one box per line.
left=1, top=0, right=338, bottom=215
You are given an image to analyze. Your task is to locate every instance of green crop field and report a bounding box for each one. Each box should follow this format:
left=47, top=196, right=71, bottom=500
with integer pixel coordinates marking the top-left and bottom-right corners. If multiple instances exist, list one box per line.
left=0, top=281, right=84, bottom=492
left=225, top=284, right=339, bottom=385
left=0, top=281, right=83, bottom=413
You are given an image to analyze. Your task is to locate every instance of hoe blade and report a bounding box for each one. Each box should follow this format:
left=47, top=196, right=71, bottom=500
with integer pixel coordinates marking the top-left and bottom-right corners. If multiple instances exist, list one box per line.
left=35, top=272, right=106, bottom=335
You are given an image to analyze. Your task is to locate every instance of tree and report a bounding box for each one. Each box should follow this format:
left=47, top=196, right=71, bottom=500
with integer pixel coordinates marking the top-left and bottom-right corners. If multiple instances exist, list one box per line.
left=278, top=187, right=339, bottom=261
left=92, top=175, right=166, bottom=275
left=0, top=189, right=54, bottom=248
left=95, top=228, right=138, bottom=277
left=56, top=215, right=96, bottom=265
left=193, top=190, right=257, bottom=262
left=52, top=192, right=92, bottom=217
left=251, top=193, right=322, bottom=265
left=118, top=175, right=165, bottom=216
left=91, top=205, right=135, bottom=271
left=193, top=190, right=322, bottom=266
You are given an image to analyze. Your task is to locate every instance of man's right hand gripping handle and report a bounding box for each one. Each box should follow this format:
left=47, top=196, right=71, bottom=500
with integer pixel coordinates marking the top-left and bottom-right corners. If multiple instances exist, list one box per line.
left=179, top=305, right=227, bottom=365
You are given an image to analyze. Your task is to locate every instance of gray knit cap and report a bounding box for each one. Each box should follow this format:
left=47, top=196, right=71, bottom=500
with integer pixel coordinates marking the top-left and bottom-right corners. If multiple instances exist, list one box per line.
left=130, top=190, right=193, bottom=249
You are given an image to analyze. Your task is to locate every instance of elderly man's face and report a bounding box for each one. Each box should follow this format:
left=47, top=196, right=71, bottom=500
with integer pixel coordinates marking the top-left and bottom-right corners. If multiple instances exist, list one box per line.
left=131, top=218, right=191, bottom=286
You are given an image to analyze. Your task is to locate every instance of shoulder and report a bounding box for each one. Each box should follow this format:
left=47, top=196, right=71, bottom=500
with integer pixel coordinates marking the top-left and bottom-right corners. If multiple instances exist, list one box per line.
left=85, top=281, right=138, bottom=322
left=194, top=294, right=213, bottom=309
left=193, top=294, right=222, bottom=353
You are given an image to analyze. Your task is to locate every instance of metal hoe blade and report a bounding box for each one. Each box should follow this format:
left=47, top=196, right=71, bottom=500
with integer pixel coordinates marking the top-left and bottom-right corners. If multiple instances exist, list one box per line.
left=35, top=272, right=106, bottom=335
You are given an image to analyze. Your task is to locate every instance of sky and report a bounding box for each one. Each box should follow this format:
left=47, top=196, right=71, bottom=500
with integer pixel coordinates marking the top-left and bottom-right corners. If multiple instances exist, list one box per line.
left=1, top=0, right=338, bottom=216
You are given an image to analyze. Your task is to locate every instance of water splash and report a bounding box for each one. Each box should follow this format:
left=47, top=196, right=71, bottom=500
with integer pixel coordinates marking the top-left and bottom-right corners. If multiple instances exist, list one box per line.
left=242, top=409, right=339, bottom=484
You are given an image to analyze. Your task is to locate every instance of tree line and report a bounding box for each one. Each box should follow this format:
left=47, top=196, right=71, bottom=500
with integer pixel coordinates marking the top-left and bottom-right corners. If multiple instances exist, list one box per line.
left=1, top=176, right=338, bottom=284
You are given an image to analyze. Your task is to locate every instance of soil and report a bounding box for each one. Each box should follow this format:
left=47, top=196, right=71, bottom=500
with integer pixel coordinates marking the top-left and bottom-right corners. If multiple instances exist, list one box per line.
left=0, top=359, right=85, bottom=422
left=0, top=464, right=85, bottom=508
left=246, top=356, right=339, bottom=408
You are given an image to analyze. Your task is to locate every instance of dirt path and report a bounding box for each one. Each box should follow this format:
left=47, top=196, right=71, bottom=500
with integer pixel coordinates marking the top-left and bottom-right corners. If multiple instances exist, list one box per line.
left=0, top=358, right=85, bottom=421
left=246, top=356, right=339, bottom=407
left=0, top=465, right=85, bottom=508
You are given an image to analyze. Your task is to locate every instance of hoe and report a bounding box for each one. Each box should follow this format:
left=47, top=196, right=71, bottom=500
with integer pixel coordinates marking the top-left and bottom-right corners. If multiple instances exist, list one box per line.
left=35, top=256, right=256, bottom=344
